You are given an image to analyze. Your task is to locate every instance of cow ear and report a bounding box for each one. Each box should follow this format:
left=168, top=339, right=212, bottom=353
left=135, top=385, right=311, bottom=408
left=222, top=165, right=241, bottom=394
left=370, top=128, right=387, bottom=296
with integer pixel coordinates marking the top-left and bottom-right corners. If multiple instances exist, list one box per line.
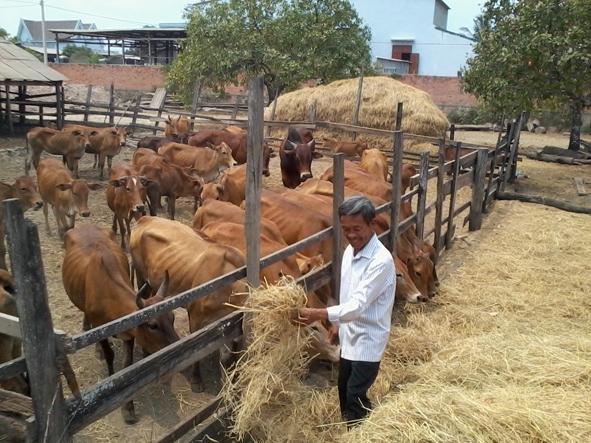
left=312, top=152, right=323, bottom=159
left=139, top=176, right=153, bottom=186
left=88, top=183, right=103, bottom=191
left=270, top=152, right=278, bottom=158
left=206, top=142, right=216, bottom=150
left=216, top=185, right=225, bottom=193
left=56, top=183, right=72, bottom=191
left=111, top=130, right=118, bottom=135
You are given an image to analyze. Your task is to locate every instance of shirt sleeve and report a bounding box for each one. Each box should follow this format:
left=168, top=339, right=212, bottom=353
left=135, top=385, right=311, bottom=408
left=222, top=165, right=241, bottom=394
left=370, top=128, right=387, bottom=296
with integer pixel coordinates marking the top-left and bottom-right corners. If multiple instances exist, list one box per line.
left=326, top=259, right=393, bottom=325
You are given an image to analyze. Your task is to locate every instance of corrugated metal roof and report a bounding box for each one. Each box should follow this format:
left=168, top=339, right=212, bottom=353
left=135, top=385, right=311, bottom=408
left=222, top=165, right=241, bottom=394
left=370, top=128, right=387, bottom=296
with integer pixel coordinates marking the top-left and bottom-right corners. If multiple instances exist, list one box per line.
left=0, top=37, right=68, bottom=83
left=23, top=19, right=79, bottom=42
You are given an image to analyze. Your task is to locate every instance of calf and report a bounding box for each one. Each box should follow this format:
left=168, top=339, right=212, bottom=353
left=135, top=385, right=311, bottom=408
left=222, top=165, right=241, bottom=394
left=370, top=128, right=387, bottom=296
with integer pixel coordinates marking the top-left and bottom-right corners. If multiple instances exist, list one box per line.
left=62, top=224, right=181, bottom=423
left=26, top=127, right=96, bottom=178
left=107, top=164, right=149, bottom=250
left=0, top=270, right=29, bottom=395
left=37, top=158, right=102, bottom=238
left=199, top=164, right=246, bottom=206
left=136, top=136, right=172, bottom=153
left=360, top=148, right=389, bottom=181
left=280, top=128, right=322, bottom=188
left=165, top=115, right=190, bottom=144
left=322, top=138, right=368, bottom=157
left=0, top=176, right=43, bottom=270
left=138, top=163, right=203, bottom=219
left=160, top=142, right=236, bottom=182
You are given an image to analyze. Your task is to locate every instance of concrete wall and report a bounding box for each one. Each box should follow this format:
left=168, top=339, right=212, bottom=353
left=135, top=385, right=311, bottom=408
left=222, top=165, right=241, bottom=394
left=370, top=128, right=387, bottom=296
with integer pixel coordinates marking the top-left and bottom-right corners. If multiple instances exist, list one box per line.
left=397, top=75, right=477, bottom=107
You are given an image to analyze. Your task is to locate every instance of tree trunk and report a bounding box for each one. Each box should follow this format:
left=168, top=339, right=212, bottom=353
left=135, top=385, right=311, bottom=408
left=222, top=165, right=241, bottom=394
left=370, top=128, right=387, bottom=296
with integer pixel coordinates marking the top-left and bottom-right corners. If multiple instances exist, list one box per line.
left=568, top=98, right=583, bottom=151
left=264, top=83, right=284, bottom=107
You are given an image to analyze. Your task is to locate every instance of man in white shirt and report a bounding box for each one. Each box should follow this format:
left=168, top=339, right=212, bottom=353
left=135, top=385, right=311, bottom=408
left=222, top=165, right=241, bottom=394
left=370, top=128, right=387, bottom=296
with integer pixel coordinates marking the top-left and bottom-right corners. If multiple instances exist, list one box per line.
left=298, top=196, right=396, bottom=428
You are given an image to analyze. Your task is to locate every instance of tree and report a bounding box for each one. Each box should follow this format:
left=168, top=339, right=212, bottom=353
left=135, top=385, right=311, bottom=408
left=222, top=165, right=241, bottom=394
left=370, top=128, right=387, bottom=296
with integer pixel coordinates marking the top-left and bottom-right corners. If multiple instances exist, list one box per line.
left=61, top=44, right=101, bottom=64
left=0, top=27, right=8, bottom=39
left=167, top=0, right=371, bottom=105
left=459, top=13, right=491, bottom=42
left=462, top=0, right=591, bottom=150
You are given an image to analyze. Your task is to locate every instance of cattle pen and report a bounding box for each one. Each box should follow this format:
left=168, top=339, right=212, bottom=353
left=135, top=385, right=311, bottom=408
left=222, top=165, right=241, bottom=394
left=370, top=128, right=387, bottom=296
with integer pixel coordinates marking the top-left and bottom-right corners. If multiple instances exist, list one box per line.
left=0, top=76, right=526, bottom=443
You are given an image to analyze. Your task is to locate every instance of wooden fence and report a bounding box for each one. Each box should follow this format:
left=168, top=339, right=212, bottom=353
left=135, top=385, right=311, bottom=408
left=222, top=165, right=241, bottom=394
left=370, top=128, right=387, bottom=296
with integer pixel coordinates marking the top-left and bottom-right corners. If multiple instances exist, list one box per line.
left=0, top=76, right=526, bottom=442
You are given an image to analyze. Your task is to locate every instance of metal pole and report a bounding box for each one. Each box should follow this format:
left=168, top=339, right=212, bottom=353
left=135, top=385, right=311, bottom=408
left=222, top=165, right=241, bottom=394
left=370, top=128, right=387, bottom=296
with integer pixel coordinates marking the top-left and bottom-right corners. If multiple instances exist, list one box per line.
left=40, top=0, right=48, bottom=65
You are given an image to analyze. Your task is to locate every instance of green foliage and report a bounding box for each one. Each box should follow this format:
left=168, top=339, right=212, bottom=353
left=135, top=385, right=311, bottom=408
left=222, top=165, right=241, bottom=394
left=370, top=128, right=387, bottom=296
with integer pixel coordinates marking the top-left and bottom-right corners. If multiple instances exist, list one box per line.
left=167, top=0, right=372, bottom=105
left=62, top=44, right=102, bottom=64
left=462, top=0, right=591, bottom=116
left=0, top=27, right=8, bottom=39
left=447, top=106, right=499, bottom=125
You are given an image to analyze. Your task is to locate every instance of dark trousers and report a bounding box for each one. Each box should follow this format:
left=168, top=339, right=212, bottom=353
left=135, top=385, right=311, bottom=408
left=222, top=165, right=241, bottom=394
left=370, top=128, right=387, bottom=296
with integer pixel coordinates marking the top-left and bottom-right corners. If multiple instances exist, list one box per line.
left=338, top=357, right=381, bottom=428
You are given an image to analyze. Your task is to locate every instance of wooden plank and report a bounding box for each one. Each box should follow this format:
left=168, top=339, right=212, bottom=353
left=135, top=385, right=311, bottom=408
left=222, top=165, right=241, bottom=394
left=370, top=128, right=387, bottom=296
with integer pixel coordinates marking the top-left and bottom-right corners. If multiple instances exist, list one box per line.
left=443, top=169, right=474, bottom=195
left=131, top=94, right=143, bottom=129
left=415, top=151, right=430, bottom=239
left=67, top=313, right=242, bottom=434
left=186, top=407, right=229, bottom=443
left=400, top=188, right=419, bottom=203
left=0, top=356, right=26, bottom=382
left=154, top=397, right=222, bottom=443
left=295, top=262, right=332, bottom=294
left=498, top=120, right=518, bottom=192
left=389, top=131, right=404, bottom=252
left=246, top=76, right=265, bottom=288
left=309, top=101, right=318, bottom=123
left=445, top=142, right=463, bottom=249
left=332, top=154, right=345, bottom=303
left=152, top=88, right=167, bottom=136
left=108, top=83, right=115, bottom=126
left=71, top=265, right=247, bottom=351
left=469, top=149, right=489, bottom=231
left=395, top=102, right=403, bottom=131
left=434, top=137, right=446, bottom=257
left=0, top=312, right=21, bottom=338
left=508, top=112, right=527, bottom=183
left=231, top=97, right=240, bottom=120
left=3, top=199, right=70, bottom=443
left=189, top=80, right=201, bottom=132
left=6, top=84, right=12, bottom=135
left=574, top=177, right=587, bottom=196
left=483, top=120, right=506, bottom=213
left=83, top=85, right=92, bottom=123
left=259, top=228, right=333, bottom=270
left=351, top=75, right=364, bottom=140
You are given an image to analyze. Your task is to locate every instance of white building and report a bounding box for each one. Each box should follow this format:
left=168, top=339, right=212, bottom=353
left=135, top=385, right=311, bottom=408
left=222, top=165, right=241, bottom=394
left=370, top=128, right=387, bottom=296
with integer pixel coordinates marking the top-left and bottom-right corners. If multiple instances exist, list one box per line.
left=350, top=0, right=474, bottom=76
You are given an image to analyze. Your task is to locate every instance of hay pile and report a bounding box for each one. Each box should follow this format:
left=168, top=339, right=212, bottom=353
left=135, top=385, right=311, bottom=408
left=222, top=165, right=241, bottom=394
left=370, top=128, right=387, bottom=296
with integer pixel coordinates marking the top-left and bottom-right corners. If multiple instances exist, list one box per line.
left=265, top=77, right=449, bottom=152
left=222, top=201, right=591, bottom=443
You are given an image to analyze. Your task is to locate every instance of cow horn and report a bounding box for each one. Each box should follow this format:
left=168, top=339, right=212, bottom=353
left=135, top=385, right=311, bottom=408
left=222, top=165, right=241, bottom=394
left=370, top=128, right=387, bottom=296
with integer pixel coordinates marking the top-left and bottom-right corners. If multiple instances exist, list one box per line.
left=136, top=282, right=152, bottom=308
left=155, top=270, right=170, bottom=298
left=286, top=140, right=297, bottom=150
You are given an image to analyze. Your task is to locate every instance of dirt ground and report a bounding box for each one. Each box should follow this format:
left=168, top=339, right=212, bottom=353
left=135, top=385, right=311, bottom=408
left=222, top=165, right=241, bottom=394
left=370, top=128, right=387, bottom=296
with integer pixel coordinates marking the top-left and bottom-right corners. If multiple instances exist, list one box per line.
left=0, top=127, right=589, bottom=442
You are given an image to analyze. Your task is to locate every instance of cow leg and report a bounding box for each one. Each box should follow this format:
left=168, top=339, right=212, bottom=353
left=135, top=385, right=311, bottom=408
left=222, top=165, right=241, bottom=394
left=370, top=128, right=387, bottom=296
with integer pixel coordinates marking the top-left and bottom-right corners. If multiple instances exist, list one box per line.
left=98, top=153, right=106, bottom=181
left=168, top=195, right=176, bottom=220
left=82, top=315, right=103, bottom=359
left=117, top=215, right=127, bottom=251
left=43, top=203, right=52, bottom=235
left=107, top=156, right=113, bottom=177
left=124, top=217, right=132, bottom=252
left=99, top=339, right=115, bottom=376
left=121, top=339, right=137, bottom=424
left=111, top=213, right=118, bottom=235
left=52, top=206, right=65, bottom=238
left=93, top=154, right=98, bottom=169
left=73, top=159, right=80, bottom=179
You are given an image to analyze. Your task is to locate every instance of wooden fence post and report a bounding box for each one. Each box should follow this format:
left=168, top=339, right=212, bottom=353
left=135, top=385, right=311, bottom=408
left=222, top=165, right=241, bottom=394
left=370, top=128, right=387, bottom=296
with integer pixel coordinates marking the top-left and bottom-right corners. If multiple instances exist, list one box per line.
left=469, top=149, right=489, bottom=231
left=450, top=124, right=456, bottom=141
left=497, top=120, right=518, bottom=192
left=395, top=102, right=403, bottom=131
left=231, top=96, right=240, bottom=121
left=131, top=93, right=143, bottom=130
left=245, top=76, right=264, bottom=288
left=6, top=83, right=13, bottom=135
left=265, top=88, right=280, bottom=137
left=3, top=199, right=70, bottom=443
left=415, top=151, right=430, bottom=239
left=18, top=86, right=25, bottom=125
left=331, top=154, right=344, bottom=303
left=506, top=111, right=527, bottom=185
left=445, top=141, right=463, bottom=249
left=433, top=137, right=446, bottom=258
left=351, top=74, right=364, bottom=140
left=308, top=101, right=317, bottom=124
left=108, top=82, right=115, bottom=126
left=189, top=80, right=201, bottom=132
left=56, top=83, right=64, bottom=130
left=389, top=131, right=404, bottom=253
left=83, top=85, right=93, bottom=123
left=483, top=115, right=506, bottom=213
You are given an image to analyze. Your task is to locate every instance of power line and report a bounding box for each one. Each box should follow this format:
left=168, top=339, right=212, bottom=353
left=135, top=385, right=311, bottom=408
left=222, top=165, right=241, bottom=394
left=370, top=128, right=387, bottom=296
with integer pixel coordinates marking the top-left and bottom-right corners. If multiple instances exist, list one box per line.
left=44, top=4, right=158, bottom=26
left=0, top=0, right=37, bottom=4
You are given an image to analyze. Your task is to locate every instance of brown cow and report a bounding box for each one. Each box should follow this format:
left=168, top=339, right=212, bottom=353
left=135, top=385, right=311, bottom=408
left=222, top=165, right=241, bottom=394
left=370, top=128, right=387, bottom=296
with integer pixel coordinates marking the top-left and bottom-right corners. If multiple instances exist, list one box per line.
left=37, top=158, right=102, bottom=238
left=160, top=142, right=236, bottom=182
left=130, top=216, right=248, bottom=392
left=322, top=138, right=368, bottom=157
left=165, top=115, right=190, bottom=144
left=225, top=125, right=247, bottom=135
left=393, top=255, right=423, bottom=304
left=106, top=164, right=149, bottom=250
left=138, top=163, right=203, bottom=219
left=188, top=130, right=275, bottom=177
left=200, top=164, right=246, bottom=206
left=192, top=199, right=323, bottom=275
left=0, top=270, right=29, bottom=395
left=25, top=127, right=96, bottom=178
left=62, top=224, right=180, bottom=423
left=132, top=147, right=172, bottom=169
left=280, top=128, right=322, bottom=188
left=360, top=148, right=389, bottom=181
left=136, top=136, right=171, bottom=153
left=0, top=176, right=43, bottom=270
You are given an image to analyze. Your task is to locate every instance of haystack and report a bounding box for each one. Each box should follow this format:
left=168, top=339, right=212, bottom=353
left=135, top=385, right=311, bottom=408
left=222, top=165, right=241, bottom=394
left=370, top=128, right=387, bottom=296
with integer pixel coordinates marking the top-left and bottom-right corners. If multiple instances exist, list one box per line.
left=265, top=77, right=449, bottom=152
left=221, top=201, right=591, bottom=443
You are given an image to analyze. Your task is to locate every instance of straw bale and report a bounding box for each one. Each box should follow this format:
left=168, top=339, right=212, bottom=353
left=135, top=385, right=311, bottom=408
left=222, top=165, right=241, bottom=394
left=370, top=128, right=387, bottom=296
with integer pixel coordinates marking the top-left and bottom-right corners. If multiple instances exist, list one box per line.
left=222, top=201, right=591, bottom=443
left=266, top=77, right=449, bottom=151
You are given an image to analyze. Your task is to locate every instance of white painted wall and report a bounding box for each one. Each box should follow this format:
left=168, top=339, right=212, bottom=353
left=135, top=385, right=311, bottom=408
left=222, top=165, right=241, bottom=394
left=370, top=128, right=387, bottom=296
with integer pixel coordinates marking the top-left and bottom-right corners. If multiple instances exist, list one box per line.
left=350, top=0, right=473, bottom=76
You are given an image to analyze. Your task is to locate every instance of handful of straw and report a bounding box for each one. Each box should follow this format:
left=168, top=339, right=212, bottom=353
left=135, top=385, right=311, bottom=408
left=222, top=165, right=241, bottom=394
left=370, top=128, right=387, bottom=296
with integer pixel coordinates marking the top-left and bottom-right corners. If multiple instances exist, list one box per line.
left=221, top=276, right=338, bottom=442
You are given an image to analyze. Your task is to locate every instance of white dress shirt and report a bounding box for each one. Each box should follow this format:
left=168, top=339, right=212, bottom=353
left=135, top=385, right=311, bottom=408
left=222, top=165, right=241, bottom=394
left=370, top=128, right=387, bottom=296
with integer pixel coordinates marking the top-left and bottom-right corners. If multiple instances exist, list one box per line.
left=326, top=233, right=396, bottom=362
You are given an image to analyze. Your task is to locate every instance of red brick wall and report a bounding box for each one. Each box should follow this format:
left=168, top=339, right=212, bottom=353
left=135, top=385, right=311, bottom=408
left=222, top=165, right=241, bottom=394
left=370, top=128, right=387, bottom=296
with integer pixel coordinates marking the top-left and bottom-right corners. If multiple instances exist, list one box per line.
left=49, top=64, right=166, bottom=91
left=397, top=75, right=478, bottom=107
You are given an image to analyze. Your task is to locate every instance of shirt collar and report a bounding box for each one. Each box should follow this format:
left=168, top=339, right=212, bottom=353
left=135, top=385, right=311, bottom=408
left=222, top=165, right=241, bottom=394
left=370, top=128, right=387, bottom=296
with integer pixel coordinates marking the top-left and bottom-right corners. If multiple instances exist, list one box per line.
left=352, top=233, right=379, bottom=260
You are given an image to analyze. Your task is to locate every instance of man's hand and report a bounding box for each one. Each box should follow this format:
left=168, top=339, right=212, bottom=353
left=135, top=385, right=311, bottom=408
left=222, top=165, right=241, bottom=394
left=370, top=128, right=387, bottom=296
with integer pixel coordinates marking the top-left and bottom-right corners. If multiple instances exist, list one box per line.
left=293, top=307, right=328, bottom=325
left=328, top=325, right=339, bottom=345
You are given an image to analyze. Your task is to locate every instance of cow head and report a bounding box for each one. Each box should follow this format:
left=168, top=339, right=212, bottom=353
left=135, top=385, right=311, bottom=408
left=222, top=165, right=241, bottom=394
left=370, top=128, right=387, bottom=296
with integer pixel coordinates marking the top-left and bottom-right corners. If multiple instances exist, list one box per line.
left=6, top=176, right=43, bottom=211
left=393, top=255, right=422, bottom=303
left=56, top=180, right=102, bottom=217
left=262, top=144, right=276, bottom=177
left=70, top=129, right=95, bottom=149
left=296, top=254, right=324, bottom=275
left=109, top=175, right=147, bottom=215
left=113, top=127, right=131, bottom=147
left=405, top=251, right=436, bottom=299
left=284, top=139, right=322, bottom=182
left=207, top=142, right=238, bottom=169
left=134, top=272, right=180, bottom=355
left=302, top=321, right=340, bottom=363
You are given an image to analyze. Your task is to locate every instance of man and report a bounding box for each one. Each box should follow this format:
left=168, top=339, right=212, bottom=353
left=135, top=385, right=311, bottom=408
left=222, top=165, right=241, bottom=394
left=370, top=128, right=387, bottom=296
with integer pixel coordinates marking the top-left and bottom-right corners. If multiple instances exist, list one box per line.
left=297, top=195, right=396, bottom=428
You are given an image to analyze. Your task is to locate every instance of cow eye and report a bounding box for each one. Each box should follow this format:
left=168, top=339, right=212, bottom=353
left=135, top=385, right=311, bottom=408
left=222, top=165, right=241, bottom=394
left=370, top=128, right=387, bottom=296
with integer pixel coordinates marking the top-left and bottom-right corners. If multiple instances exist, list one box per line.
left=126, top=187, right=132, bottom=192
left=396, top=273, right=402, bottom=279
left=148, top=323, right=159, bottom=330
left=309, top=324, right=319, bottom=332
left=415, top=272, right=422, bottom=277
left=20, top=187, right=27, bottom=191
left=73, top=192, right=78, bottom=196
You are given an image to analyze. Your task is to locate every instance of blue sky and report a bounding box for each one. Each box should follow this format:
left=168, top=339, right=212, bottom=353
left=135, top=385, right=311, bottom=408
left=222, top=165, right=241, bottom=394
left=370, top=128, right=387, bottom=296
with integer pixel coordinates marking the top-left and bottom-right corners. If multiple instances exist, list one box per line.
left=0, top=0, right=483, bottom=38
